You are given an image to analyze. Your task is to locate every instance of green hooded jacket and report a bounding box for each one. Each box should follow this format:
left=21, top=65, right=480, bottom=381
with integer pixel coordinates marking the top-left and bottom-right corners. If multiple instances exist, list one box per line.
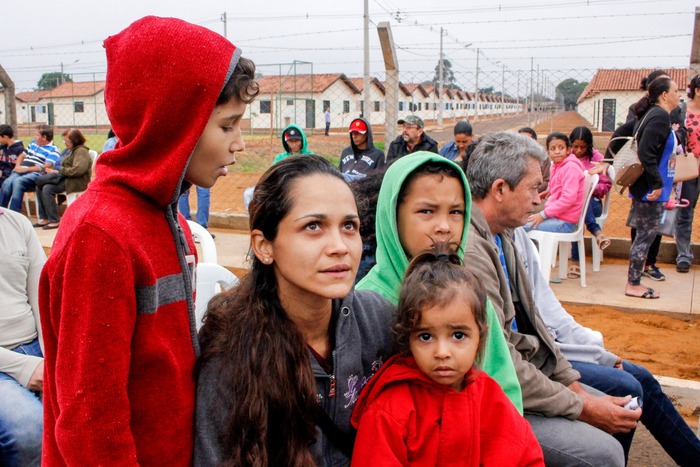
left=356, top=151, right=523, bottom=413
left=273, top=124, right=313, bottom=164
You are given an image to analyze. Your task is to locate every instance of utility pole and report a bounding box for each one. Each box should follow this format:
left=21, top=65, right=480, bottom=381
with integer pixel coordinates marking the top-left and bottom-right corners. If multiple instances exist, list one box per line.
left=0, top=65, right=17, bottom=132
left=474, top=48, right=480, bottom=122
left=501, top=63, right=505, bottom=118
left=363, top=0, right=371, bottom=120
left=377, top=22, right=399, bottom=147
left=438, top=27, right=444, bottom=127
left=528, top=58, right=533, bottom=127
left=690, top=7, right=700, bottom=81
left=221, top=12, right=227, bottom=38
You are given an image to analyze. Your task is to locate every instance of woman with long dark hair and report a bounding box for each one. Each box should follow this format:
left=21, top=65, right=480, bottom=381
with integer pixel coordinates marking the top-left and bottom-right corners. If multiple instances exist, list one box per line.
left=625, top=76, right=681, bottom=299
left=195, top=155, right=394, bottom=466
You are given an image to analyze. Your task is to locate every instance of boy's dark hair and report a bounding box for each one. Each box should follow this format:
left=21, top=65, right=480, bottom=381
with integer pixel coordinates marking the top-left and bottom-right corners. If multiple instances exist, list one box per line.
left=518, top=127, right=537, bottom=140
left=397, top=161, right=463, bottom=206
left=0, top=124, right=14, bottom=139
left=546, top=132, right=570, bottom=149
left=394, top=242, right=488, bottom=363
left=217, top=57, right=259, bottom=105
left=37, top=125, right=54, bottom=142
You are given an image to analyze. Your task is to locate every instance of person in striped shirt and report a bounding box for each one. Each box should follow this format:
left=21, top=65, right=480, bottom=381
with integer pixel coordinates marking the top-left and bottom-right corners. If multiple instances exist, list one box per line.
left=0, top=125, right=60, bottom=213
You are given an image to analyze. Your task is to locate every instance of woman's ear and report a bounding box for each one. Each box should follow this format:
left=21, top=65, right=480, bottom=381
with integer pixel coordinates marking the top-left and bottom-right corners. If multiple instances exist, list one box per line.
left=251, top=229, right=274, bottom=264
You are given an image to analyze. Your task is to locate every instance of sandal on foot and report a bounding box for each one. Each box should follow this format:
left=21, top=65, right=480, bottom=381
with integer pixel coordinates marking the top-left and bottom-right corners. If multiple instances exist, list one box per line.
left=625, top=287, right=659, bottom=299
left=595, top=233, right=611, bottom=250
left=567, top=265, right=581, bottom=279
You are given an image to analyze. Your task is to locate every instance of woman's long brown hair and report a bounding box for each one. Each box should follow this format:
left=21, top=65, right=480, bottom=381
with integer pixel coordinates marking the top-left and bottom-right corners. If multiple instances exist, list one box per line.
left=197, top=155, right=347, bottom=466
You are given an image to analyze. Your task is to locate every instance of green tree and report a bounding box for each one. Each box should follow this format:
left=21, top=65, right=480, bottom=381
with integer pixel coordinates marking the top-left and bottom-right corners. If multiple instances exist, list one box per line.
left=478, top=86, right=495, bottom=95
left=37, top=72, right=72, bottom=90
left=432, top=58, right=457, bottom=89
left=556, top=78, right=589, bottom=110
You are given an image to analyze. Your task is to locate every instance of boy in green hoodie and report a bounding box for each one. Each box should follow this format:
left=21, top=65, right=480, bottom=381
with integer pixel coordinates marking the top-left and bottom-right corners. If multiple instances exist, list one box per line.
left=356, top=152, right=522, bottom=412
left=272, top=124, right=313, bottom=164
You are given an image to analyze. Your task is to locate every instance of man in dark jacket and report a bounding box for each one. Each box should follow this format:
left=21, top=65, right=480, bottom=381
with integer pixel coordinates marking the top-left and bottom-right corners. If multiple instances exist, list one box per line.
left=386, top=115, right=438, bottom=161
left=339, top=117, right=385, bottom=181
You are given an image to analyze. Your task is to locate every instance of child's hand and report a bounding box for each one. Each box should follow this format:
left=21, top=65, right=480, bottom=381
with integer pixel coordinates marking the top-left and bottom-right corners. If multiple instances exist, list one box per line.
left=539, top=190, right=550, bottom=201
left=528, top=213, right=545, bottom=228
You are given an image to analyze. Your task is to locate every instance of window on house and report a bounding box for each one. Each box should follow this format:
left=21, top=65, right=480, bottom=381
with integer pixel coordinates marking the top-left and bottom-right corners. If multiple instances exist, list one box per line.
left=399, top=102, right=405, bottom=111
left=287, top=99, right=293, bottom=106
left=260, top=100, right=271, bottom=114
left=374, top=101, right=380, bottom=112
left=323, top=100, right=330, bottom=111
left=418, top=103, right=422, bottom=111
left=343, top=101, right=350, bottom=113
left=74, top=102, right=84, bottom=113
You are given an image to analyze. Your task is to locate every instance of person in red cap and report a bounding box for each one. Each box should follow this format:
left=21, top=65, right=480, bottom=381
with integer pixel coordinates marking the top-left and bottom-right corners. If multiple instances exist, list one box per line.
left=339, top=117, right=385, bottom=181
left=39, top=16, right=259, bottom=466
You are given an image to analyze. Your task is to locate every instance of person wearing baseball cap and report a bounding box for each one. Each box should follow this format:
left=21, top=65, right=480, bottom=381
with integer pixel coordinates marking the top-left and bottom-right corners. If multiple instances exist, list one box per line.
left=273, top=124, right=313, bottom=164
left=339, top=117, right=385, bottom=181
left=387, top=115, right=438, bottom=160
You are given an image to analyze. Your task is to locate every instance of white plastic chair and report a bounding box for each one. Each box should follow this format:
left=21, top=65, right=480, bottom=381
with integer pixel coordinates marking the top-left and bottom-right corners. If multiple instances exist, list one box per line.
left=591, top=165, right=615, bottom=272
left=194, top=262, right=239, bottom=331
left=186, top=220, right=218, bottom=264
left=527, top=172, right=599, bottom=288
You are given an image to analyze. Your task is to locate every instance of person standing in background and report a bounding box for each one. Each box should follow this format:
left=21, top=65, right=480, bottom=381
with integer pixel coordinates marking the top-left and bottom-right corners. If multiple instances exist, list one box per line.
left=324, top=106, right=331, bottom=136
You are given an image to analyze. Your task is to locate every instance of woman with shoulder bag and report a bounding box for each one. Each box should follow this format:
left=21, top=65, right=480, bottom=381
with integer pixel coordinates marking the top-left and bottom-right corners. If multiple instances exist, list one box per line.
left=34, top=128, right=91, bottom=229
left=625, top=77, right=681, bottom=299
left=675, top=75, right=700, bottom=273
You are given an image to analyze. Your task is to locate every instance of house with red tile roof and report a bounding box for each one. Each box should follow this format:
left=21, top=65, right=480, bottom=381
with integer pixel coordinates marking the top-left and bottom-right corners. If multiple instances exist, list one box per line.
left=15, top=81, right=108, bottom=127
left=577, top=68, right=689, bottom=131
left=253, top=73, right=361, bottom=132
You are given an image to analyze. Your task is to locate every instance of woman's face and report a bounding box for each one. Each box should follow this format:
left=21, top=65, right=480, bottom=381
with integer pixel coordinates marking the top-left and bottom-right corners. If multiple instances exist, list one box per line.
left=397, top=173, right=465, bottom=259
left=268, top=174, right=362, bottom=304
left=63, top=137, right=73, bottom=149
left=664, top=80, right=681, bottom=110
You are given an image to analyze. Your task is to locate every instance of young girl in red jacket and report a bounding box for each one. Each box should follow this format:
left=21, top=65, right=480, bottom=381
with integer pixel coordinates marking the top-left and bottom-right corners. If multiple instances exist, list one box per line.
left=525, top=132, right=585, bottom=234
left=351, top=243, right=544, bottom=466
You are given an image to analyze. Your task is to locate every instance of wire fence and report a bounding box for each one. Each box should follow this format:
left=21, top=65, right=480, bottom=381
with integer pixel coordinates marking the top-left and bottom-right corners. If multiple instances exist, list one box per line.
left=3, top=66, right=697, bottom=242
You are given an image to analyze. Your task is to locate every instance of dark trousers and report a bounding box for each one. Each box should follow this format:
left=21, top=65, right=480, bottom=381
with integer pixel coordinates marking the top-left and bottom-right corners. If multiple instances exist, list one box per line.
left=35, top=173, right=65, bottom=223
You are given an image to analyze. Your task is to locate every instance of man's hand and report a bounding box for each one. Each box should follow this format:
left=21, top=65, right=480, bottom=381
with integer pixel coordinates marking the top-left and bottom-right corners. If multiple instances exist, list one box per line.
left=27, top=360, right=44, bottom=392
left=570, top=381, right=640, bottom=433
left=13, top=165, right=29, bottom=174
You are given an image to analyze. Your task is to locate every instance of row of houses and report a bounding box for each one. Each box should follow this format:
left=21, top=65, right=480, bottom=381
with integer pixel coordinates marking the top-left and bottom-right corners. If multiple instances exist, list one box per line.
left=1, top=68, right=690, bottom=133
left=0, top=73, right=522, bottom=132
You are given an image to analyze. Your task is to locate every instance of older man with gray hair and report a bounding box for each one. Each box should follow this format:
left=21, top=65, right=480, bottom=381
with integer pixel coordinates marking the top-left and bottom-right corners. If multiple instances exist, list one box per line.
left=464, top=131, right=640, bottom=466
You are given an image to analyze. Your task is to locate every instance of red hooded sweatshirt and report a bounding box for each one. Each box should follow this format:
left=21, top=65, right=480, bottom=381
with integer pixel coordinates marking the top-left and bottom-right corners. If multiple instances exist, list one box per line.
left=39, top=17, right=240, bottom=466
left=351, top=355, right=544, bottom=466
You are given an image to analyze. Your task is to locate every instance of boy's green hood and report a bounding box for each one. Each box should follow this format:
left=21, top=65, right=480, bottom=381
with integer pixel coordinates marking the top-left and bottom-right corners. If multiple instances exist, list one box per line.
left=356, top=152, right=471, bottom=304
left=273, top=124, right=313, bottom=164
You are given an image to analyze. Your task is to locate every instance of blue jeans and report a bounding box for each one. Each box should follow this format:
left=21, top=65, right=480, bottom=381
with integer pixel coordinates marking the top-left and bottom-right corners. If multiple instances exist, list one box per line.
left=524, top=217, right=576, bottom=233
left=572, top=198, right=603, bottom=262
left=675, top=177, right=700, bottom=264
left=178, top=186, right=210, bottom=228
left=572, top=360, right=700, bottom=466
left=0, top=338, right=43, bottom=467
left=0, top=172, right=41, bottom=213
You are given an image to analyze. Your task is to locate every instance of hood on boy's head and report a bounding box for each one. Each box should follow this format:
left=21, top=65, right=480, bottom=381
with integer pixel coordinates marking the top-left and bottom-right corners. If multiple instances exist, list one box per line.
left=348, top=116, right=375, bottom=152
left=95, top=16, right=240, bottom=207
left=355, top=152, right=472, bottom=303
left=281, top=124, right=310, bottom=154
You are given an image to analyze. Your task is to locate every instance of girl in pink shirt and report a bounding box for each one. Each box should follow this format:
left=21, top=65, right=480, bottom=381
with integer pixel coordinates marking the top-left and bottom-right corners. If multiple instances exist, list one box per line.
left=525, top=133, right=585, bottom=233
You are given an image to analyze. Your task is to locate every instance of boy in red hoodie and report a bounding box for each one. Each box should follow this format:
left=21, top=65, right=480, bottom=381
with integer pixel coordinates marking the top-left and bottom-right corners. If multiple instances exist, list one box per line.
left=39, top=17, right=258, bottom=465
left=351, top=244, right=543, bottom=466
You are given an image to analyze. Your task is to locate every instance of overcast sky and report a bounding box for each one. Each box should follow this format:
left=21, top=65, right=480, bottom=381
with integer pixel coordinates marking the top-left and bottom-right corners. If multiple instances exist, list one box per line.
left=3, top=0, right=698, bottom=92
